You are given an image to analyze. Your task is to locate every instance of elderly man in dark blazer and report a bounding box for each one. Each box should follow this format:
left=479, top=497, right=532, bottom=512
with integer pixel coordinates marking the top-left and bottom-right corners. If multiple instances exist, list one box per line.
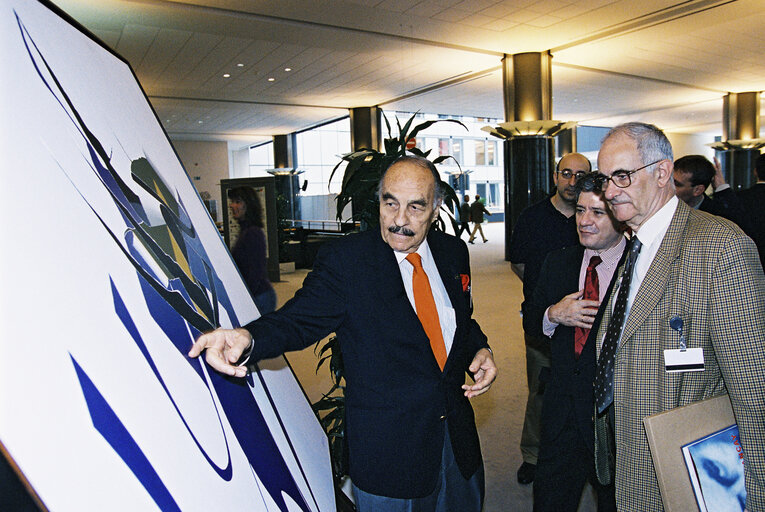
left=525, top=174, right=624, bottom=512
left=593, top=122, right=765, bottom=511
left=190, top=155, right=497, bottom=512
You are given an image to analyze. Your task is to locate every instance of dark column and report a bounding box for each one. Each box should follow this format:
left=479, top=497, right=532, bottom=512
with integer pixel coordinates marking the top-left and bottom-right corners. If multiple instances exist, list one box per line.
left=349, top=106, right=382, bottom=151
left=271, top=133, right=301, bottom=220
left=502, top=52, right=555, bottom=261
left=273, top=133, right=296, bottom=169
left=719, top=92, right=761, bottom=191
left=556, top=128, right=576, bottom=158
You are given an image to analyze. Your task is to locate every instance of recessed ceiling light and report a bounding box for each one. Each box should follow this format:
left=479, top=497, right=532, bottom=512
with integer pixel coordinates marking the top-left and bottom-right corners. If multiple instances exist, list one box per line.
left=237, top=63, right=244, bottom=67
left=268, top=77, right=275, bottom=82
left=223, top=73, right=230, bottom=78
left=198, top=120, right=203, bottom=124
left=284, top=67, right=292, bottom=72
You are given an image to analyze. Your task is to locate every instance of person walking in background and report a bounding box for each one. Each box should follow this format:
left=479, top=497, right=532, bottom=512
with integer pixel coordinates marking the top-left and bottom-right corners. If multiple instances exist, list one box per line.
left=468, top=194, right=491, bottom=244
left=458, top=194, right=471, bottom=239
left=227, top=186, right=277, bottom=315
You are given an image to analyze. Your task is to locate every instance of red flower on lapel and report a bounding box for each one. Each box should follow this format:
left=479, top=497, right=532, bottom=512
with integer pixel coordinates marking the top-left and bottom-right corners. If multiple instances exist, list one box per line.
left=460, top=273, right=470, bottom=292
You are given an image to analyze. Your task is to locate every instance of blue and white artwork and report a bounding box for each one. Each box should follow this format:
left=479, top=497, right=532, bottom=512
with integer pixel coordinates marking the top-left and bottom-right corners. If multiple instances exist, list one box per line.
left=0, top=1, right=333, bottom=510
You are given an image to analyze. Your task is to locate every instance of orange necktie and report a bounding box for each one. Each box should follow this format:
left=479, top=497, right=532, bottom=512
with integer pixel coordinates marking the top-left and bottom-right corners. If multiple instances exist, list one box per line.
left=406, top=253, right=447, bottom=370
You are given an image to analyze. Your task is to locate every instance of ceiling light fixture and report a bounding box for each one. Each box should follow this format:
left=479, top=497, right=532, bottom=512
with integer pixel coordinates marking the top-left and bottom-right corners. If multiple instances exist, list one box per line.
left=237, top=63, right=244, bottom=67
left=482, top=120, right=576, bottom=139
left=223, top=73, right=230, bottom=78
left=284, top=67, right=292, bottom=72
left=268, top=77, right=275, bottom=82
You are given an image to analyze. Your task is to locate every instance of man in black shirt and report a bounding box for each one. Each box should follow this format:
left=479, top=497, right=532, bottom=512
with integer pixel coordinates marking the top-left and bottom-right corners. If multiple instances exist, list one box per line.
left=508, top=152, right=590, bottom=485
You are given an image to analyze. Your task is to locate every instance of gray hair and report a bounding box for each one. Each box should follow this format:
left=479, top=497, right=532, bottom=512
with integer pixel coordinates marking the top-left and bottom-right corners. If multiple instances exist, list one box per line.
left=378, top=155, right=444, bottom=209
left=603, top=122, right=673, bottom=168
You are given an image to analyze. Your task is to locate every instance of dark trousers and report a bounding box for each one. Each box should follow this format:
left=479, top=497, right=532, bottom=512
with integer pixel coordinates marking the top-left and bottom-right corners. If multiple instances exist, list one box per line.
left=352, top=425, right=484, bottom=512
left=457, top=222, right=470, bottom=239
left=533, top=408, right=616, bottom=512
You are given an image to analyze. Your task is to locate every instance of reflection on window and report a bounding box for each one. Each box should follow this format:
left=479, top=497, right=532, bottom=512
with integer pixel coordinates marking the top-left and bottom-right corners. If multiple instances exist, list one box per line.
left=295, top=117, right=351, bottom=196
left=475, top=182, right=501, bottom=208
left=475, top=140, right=485, bottom=165
left=474, top=139, right=496, bottom=166
left=438, top=138, right=450, bottom=156
left=451, top=139, right=462, bottom=165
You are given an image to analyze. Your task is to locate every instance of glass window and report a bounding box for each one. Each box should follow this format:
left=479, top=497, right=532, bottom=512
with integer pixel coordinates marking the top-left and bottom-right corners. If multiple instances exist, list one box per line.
left=248, top=142, right=274, bottom=176
left=487, top=140, right=496, bottom=166
left=296, top=117, right=351, bottom=197
left=451, top=139, right=462, bottom=165
left=475, top=140, right=485, bottom=165
left=438, top=138, right=450, bottom=156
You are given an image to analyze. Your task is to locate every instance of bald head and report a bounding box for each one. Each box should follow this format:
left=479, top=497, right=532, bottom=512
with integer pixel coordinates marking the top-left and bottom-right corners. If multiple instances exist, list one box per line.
left=554, top=152, right=591, bottom=205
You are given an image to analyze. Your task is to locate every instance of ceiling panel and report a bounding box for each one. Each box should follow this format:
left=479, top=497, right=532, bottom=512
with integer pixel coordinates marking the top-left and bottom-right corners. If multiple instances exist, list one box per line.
left=52, top=0, right=764, bottom=145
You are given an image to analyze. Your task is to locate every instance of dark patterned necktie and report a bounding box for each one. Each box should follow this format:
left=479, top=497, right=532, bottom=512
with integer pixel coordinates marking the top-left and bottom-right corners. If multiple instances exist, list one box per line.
left=594, top=237, right=643, bottom=413
left=574, top=255, right=602, bottom=358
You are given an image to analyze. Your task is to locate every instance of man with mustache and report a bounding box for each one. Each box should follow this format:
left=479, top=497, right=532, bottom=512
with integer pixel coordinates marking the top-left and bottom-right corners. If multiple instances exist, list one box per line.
left=509, top=152, right=591, bottom=485
left=592, top=122, right=764, bottom=511
left=525, top=173, right=623, bottom=511
left=190, top=155, right=497, bottom=511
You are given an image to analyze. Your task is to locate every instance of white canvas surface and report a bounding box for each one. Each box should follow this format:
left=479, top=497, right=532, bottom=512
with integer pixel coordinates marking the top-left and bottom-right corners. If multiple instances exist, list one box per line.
left=0, top=1, right=333, bottom=510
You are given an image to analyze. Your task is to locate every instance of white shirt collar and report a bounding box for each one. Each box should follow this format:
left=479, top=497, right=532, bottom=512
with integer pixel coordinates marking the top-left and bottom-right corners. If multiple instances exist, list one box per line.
left=634, top=195, right=678, bottom=248
left=394, top=240, right=431, bottom=265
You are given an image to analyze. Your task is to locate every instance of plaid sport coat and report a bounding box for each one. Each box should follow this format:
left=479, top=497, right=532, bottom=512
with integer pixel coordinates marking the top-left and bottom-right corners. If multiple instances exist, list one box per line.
left=595, top=199, right=765, bottom=511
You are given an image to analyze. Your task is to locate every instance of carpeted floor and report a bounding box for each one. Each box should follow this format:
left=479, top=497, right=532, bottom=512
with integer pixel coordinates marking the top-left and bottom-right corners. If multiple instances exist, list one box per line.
left=275, top=222, right=597, bottom=511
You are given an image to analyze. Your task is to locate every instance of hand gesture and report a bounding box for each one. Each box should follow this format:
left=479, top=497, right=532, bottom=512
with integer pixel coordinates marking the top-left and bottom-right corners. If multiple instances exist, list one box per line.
left=462, top=348, right=497, bottom=398
left=547, top=289, right=599, bottom=329
left=188, top=327, right=253, bottom=378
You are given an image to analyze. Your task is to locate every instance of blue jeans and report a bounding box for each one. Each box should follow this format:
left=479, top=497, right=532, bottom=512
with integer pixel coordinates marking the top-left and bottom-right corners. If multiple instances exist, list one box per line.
left=352, top=424, right=484, bottom=512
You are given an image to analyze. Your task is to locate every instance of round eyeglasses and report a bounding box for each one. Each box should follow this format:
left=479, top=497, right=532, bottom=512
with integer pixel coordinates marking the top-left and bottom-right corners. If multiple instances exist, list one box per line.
left=556, top=168, right=587, bottom=181
left=596, top=159, right=664, bottom=188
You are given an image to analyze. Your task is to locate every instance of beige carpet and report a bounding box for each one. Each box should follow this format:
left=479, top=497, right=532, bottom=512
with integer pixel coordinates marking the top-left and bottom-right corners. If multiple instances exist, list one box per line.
left=275, top=222, right=596, bottom=511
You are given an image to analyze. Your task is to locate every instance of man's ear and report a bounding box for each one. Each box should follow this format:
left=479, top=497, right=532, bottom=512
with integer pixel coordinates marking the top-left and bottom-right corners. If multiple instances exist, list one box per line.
left=655, top=159, right=674, bottom=187
left=431, top=200, right=443, bottom=222
left=691, top=184, right=706, bottom=198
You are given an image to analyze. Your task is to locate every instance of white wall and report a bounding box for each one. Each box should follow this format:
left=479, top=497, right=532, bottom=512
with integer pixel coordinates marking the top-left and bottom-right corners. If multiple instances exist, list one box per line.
left=666, top=132, right=715, bottom=160
left=229, top=144, right=250, bottom=179
left=172, top=140, right=229, bottom=203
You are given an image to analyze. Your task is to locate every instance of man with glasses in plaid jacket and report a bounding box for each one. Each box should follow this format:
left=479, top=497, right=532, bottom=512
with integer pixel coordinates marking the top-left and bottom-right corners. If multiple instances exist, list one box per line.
left=592, top=122, right=764, bottom=511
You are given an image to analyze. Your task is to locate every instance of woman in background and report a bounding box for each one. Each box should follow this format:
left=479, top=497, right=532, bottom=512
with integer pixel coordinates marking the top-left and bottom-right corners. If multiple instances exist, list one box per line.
left=227, top=186, right=276, bottom=314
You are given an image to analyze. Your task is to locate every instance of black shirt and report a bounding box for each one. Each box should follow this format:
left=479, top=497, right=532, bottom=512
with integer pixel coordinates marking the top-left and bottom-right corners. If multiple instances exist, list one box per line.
left=508, top=195, right=579, bottom=310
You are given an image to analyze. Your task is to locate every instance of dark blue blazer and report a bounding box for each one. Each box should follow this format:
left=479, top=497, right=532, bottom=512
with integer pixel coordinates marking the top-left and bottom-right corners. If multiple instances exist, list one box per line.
left=245, top=228, right=489, bottom=498
left=523, top=244, right=626, bottom=452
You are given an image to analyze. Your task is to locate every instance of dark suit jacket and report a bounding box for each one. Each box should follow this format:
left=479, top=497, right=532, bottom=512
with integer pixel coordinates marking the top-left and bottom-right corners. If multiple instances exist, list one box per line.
left=698, top=188, right=751, bottom=235
left=244, top=229, right=489, bottom=498
left=738, top=182, right=765, bottom=268
left=523, top=245, right=626, bottom=452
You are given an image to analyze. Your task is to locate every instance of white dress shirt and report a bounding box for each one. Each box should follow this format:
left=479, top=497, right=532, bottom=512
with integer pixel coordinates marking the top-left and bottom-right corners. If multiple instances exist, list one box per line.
left=395, top=241, right=456, bottom=354
left=622, top=195, right=679, bottom=321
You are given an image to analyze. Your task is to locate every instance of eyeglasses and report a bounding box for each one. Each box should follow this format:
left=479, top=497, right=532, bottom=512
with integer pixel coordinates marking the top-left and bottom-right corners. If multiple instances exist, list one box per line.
left=596, top=159, right=664, bottom=189
left=556, top=168, right=587, bottom=181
